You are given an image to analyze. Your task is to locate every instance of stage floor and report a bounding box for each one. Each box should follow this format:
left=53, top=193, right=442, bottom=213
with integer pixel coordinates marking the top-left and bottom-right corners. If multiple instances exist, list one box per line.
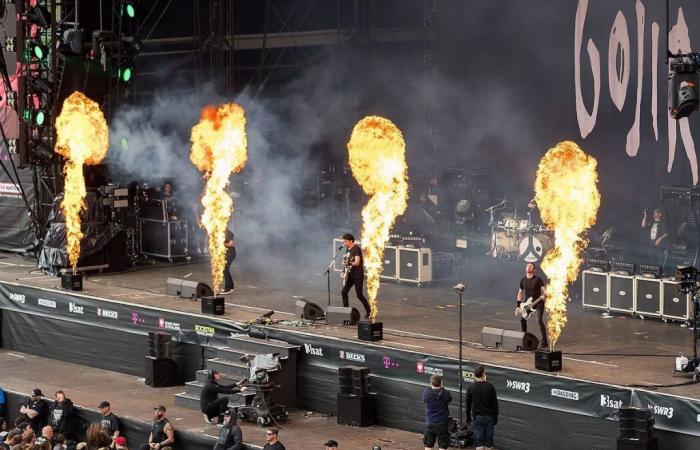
left=1, top=252, right=698, bottom=400
left=0, top=349, right=423, bottom=450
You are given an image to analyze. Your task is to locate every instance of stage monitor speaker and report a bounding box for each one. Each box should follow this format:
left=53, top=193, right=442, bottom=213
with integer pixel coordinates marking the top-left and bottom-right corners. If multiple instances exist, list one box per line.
left=326, top=306, right=360, bottom=326
left=144, top=355, right=178, bottom=387
left=295, top=299, right=324, bottom=320
left=337, top=393, right=376, bottom=427
left=201, top=296, right=225, bottom=315
left=481, top=327, right=503, bottom=348
left=501, top=330, right=539, bottom=351
left=166, top=278, right=214, bottom=299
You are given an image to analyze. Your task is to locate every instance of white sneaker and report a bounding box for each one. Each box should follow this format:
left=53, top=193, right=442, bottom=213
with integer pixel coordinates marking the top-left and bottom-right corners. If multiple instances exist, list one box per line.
left=220, top=289, right=233, bottom=295
left=203, top=414, right=214, bottom=424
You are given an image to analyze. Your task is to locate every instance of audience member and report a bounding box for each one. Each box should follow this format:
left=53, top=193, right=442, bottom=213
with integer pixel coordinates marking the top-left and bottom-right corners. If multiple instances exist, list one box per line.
left=213, top=408, right=242, bottom=450
left=97, top=401, right=121, bottom=445
left=49, top=391, right=76, bottom=438
left=41, top=425, right=54, bottom=444
left=19, top=388, right=48, bottom=434
left=423, top=375, right=451, bottom=450
left=52, top=432, right=66, bottom=450
left=466, top=365, right=499, bottom=450
left=262, top=428, right=285, bottom=450
left=114, top=436, right=129, bottom=450
left=200, top=370, right=243, bottom=424
left=0, top=385, right=5, bottom=422
left=85, top=422, right=111, bottom=449
left=138, top=405, right=174, bottom=450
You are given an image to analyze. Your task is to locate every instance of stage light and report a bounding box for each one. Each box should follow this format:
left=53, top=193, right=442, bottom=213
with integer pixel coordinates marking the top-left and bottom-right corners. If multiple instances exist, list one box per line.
left=28, top=5, right=51, bottom=28
left=669, top=53, right=700, bottom=120
left=35, top=110, right=46, bottom=126
left=62, top=28, right=84, bottom=54
left=119, top=67, right=133, bottom=82
left=121, top=2, right=136, bottom=18
left=28, top=42, right=48, bottom=61
left=22, top=108, right=48, bottom=127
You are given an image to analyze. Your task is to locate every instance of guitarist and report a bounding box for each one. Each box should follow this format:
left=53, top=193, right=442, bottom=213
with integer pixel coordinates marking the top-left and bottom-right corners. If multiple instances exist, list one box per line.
left=516, top=262, right=548, bottom=349
left=341, top=233, right=371, bottom=319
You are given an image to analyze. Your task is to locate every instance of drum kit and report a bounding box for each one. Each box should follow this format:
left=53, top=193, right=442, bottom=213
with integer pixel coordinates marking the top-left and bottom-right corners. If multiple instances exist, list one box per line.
left=486, top=199, right=554, bottom=263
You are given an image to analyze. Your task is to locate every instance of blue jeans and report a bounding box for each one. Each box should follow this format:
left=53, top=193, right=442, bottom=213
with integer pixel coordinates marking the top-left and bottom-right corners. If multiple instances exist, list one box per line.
left=473, top=415, right=495, bottom=447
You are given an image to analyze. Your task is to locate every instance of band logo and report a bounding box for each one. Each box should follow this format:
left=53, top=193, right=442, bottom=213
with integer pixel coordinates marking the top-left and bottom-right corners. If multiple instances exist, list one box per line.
left=195, top=325, right=215, bottom=337
left=506, top=380, right=531, bottom=393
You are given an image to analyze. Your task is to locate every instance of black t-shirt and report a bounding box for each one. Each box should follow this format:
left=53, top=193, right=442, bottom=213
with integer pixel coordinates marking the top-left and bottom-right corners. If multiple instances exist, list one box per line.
left=263, top=443, right=286, bottom=450
left=99, top=413, right=120, bottom=436
left=347, top=245, right=364, bottom=279
left=645, top=220, right=669, bottom=246
left=520, top=276, right=544, bottom=302
left=466, top=381, right=499, bottom=424
left=24, top=398, right=48, bottom=433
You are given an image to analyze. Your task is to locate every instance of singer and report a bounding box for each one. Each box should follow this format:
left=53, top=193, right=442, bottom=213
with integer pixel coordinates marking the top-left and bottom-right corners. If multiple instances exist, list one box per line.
left=340, top=233, right=371, bottom=318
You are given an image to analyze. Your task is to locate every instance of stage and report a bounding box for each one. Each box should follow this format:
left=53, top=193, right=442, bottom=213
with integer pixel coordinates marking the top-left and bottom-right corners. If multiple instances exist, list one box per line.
left=1, top=251, right=700, bottom=448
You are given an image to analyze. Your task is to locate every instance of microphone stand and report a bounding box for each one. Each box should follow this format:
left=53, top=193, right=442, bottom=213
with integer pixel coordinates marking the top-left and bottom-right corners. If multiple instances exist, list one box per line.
left=324, top=247, right=344, bottom=308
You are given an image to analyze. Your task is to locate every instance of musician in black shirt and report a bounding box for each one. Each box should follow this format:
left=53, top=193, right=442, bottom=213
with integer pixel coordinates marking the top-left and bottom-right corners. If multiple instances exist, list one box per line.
left=466, top=365, right=498, bottom=450
left=516, top=262, right=548, bottom=349
left=340, top=233, right=371, bottom=318
left=221, top=229, right=236, bottom=295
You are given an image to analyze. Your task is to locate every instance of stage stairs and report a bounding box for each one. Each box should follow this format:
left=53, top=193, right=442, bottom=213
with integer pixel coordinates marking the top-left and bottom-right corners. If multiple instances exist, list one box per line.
left=174, top=334, right=299, bottom=412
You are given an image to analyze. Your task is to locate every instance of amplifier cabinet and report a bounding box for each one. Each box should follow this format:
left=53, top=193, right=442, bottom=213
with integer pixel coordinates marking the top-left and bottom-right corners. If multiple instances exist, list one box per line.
left=398, top=247, right=432, bottom=284
left=380, top=246, right=398, bottom=280
left=634, top=278, right=662, bottom=317
left=140, top=219, right=188, bottom=260
left=609, top=274, right=635, bottom=314
left=582, top=270, right=609, bottom=310
left=661, top=279, right=690, bottom=321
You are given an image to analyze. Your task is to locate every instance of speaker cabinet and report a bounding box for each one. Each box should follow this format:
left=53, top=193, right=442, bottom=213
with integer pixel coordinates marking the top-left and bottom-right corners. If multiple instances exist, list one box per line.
left=481, top=327, right=503, bottom=348
left=662, top=280, right=690, bottom=321
left=337, top=393, right=376, bottom=427
left=201, top=296, right=225, bottom=315
left=398, top=247, right=432, bottom=284
left=635, top=278, right=662, bottom=317
left=609, top=274, right=635, bottom=313
left=380, top=246, right=398, bottom=280
left=144, top=355, right=178, bottom=387
left=501, top=330, right=539, bottom=351
left=338, top=366, right=371, bottom=396
left=357, top=320, right=383, bottom=341
left=166, top=278, right=214, bottom=299
left=326, top=306, right=360, bottom=326
left=582, top=270, right=608, bottom=309
left=295, top=299, right=324, bottom=320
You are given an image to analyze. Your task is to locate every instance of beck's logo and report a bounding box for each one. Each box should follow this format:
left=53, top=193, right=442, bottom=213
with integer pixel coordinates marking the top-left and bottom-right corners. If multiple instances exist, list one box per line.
left=339, top=350, right=365, bottom=362
left=68, top=302, right=84, bottom=314
left=97, top=308, right=119, bottom=319
left=551, top=388, right=579, bottom=400
left=9, top=292, right=26, bottom=303
left=38, top=298, right=56, bottom=308
left=506, top=380, right=531, bottom=393
left=600, top=394, right=624, bottom=409
left=303, top=344, right=323, bottom=356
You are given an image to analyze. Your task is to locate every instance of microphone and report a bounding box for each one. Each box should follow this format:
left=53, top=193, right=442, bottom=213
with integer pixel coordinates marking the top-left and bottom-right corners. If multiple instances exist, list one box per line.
left=338, top=246, right=344, bottom=250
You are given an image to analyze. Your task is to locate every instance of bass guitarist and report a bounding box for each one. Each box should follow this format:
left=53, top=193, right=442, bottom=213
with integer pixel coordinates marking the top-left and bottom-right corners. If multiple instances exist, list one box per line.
left=341, top=233, right=371, bottom=319
left=516, top=262, right=548, bottom=349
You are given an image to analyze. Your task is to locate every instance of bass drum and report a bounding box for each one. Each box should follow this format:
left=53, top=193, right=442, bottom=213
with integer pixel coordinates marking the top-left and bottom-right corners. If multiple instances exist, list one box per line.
left=518, top=233, right=554, bottom=263
left=491, top=230, right=518, bottom=258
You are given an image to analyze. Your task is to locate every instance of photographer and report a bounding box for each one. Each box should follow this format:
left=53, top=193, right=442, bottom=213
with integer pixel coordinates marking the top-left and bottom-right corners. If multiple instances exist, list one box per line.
left=422, top=375, right=452, bottom=450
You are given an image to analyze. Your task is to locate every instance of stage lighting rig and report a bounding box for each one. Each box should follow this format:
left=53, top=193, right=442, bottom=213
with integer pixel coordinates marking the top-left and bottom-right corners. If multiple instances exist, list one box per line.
left=668, top=52, right=700, bottom=119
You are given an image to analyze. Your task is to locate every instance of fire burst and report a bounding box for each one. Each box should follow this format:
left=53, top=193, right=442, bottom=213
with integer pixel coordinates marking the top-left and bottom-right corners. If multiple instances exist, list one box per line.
left=54, top=92, right=109, bottom=271
left=535, top=141, right=600, bottom=348
left=347, top=116, right=408, bottom=319
left=190, top=104, right=248, bottom=294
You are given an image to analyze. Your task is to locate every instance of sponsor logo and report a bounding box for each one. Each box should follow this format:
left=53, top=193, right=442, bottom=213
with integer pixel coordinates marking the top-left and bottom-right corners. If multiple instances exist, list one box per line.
left=68, top=302, right=85, bottom=315
left=130, top=312, right=145, bottom=325
left=158, top=317, right=181, bottom=331
left=339, top=350, right=365, bottom=363
left=0, top=182, right=21, bottom=198
left=97, top=308, right=119, bottom=319
left=382, top=356, right=400, bottom=369
left=506, top=380, right=531, bottom=393
left=416, top=362, right=444, bottom=376
left=461, top=370, right=476, bottom=383
left=38, top=298, right=56, bottom=308
left=9, top=292, right=26, bottom=304
left=195, top=325, right=215, bottom=337
left=600, top=394, right=624, bottom=409
left=551, top=388, right=579, bottom=401
left=303, top=344, right=324, bottom=356
left=647, top=404, right=674, bottom=419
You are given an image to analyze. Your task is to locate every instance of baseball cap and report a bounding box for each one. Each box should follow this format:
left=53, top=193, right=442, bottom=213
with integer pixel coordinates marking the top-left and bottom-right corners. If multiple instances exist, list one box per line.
left=97, top=401, right=110, bottom=409
left=324, top=440, right=339, bottom=447
left=17, top=422, right=28, bottom=430
left=114, top=436, right=127, bottom=445
left=31, top=388, right=43, bottom=397
left=154, top=405, right=166, bottom=411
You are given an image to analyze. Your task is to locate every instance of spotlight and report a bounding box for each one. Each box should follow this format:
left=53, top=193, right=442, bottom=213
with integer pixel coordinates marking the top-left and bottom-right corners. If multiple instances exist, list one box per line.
left=119, top=66, right=133, bottom=82
left=669, top=53, right=700, bottom=119
left=27, top=42, right=48, bottom=61
left=121, top=2, right=136, bottom=19
left=22, top=108, right=48, bottom=127
left=28, top=5, right=51, bottom=28
left=62, top=28, right=83, bottom=54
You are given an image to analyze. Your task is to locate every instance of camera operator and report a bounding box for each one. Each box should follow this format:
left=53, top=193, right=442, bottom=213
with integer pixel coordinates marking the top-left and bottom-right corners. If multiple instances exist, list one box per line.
left=422, top=375, right=452, bottom=450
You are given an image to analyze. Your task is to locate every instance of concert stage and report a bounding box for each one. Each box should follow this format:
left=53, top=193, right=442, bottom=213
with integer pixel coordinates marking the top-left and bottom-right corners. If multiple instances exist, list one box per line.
left=1, top=252, right=700, bottom=449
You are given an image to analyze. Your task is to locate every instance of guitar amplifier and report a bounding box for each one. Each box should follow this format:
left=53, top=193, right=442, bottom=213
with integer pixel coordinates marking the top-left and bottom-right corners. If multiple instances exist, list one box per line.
left=609, top=273, right=635, bottom=314
left=635, top=278, right=662, bottom=317
left=661, top=279, right=690, bottom=321
left=397, top=247, right=432, bottom=284
left=140, top=219, right=188, bottom=260
left=380, top=246, right=398, bottom=280
left=582, top=270, right=609, bottom=310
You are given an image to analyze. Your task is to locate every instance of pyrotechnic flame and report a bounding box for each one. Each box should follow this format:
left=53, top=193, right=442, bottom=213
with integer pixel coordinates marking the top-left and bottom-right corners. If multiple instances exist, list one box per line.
left=535, top=141, right=600, bottom=349
left=54, top=91, right=109, bottom=271
left=190, top=104, right=247, bottom=294
left=348, top=116, right=408, bottom=319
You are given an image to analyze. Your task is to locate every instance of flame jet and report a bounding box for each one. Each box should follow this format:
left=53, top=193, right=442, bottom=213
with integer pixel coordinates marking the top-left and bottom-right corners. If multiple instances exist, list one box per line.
left=54, top=92, right=109, bottom=271
left=347, top=116, right=408, bottom=319
left=535, top=141, right=600, bottom=348
left=190, top=104, right=248, bottom=294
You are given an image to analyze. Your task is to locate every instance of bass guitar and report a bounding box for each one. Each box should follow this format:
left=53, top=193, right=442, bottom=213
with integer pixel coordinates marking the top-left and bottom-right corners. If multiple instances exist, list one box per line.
left=517, top=295, right=544, bottom=320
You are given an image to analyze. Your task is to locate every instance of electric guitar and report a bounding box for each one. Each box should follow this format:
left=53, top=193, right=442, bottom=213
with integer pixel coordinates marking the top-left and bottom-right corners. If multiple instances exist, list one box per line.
left=340, top=252, right=351, bottom=282
left=517, top=295, right=544, bottom=320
